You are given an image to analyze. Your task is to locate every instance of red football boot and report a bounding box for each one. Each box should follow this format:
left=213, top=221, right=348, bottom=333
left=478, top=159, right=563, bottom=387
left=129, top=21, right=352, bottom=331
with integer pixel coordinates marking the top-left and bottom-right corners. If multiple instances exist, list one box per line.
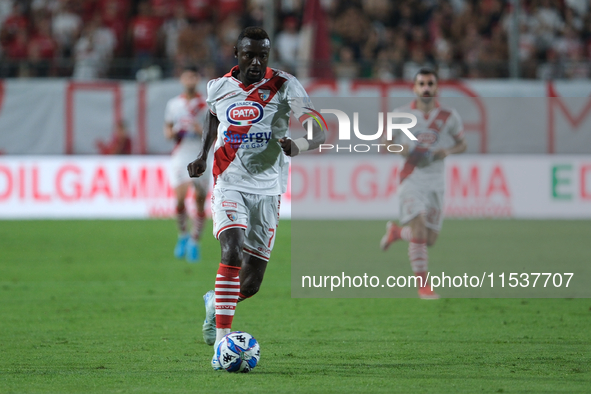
left=380, top=221, right=402, bottom=251
left=418, top=284, right=440, bottom=300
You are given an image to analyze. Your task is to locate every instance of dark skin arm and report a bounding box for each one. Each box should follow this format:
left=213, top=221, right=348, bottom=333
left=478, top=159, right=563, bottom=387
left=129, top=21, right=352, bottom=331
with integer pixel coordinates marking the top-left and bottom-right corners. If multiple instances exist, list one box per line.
left=187, top=111, right=219, bottom=177
left=278, top=118, right=325, bottom=157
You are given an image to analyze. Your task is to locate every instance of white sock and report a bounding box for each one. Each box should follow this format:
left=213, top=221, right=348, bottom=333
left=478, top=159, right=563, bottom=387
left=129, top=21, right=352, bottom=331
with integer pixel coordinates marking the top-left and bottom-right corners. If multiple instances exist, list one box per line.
left=214, top=328, right=231, bottom=350
left=409, top=240, right=428, bottom=273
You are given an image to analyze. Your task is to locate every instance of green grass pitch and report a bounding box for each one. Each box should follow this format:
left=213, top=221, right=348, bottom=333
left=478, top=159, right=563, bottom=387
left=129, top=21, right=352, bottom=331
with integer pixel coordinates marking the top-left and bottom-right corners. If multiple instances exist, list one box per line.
left=1, top=219, right=590, bottom=393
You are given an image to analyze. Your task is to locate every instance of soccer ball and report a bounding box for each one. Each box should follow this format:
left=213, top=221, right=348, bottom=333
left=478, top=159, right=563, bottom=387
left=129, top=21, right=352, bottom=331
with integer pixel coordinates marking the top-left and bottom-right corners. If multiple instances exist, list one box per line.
left=215, top=331, right=260, bottom=373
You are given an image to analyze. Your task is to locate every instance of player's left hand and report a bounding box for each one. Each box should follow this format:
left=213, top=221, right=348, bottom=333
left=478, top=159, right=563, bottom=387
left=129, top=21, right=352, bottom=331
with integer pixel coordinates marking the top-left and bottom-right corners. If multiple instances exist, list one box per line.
left=432, top=149, right=448, bottom=160
left=279, top=138, right=299, bottom=157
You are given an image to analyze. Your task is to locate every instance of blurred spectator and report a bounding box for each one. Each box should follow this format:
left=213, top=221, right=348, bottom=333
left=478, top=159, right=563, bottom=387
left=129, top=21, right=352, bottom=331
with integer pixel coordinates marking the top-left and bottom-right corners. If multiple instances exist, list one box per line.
left=518, top=21, right=537, bottom=62
left=564, top=6, right=583, bottom=32
left=532, top=0, right=565, bottom=50
left=403, top=47, right=434, bottom=81
left=553, top=25, right=584, bottom=60
left=52, top=2, right=82, bottom=58
left=408, top=26, right=430, bottom=56
left=478, top=0, right=505, bottom=38
left=537, top=48, right=565, bottom=79
left=1, top=2, right=28, bottom=44
left=95, top=120, right=132, bottom=155
left=102, top=0, right=127, bottom=55
left=162, top=4, right=189, bottom=60
left=129, top=1, right=162, bottom=72
left=460, top=22, right=482, bottom=76
left=275, top=16, right=299, bottom=74
left=332, top=6, right=370, bottom=59
left=31, top=0, right=60, bottom=14
left=216, top=0, right=244, bottom=21
left=361, top=25, right=383, bottom=63
left=151, top=0, right=176, bottom=19
left=4, top=26, right=28, bottom=77
left=99, top=0, right=131, bottom=21
left=334, top=46, right=360, bottom=79
left=211, top=12, right=240, bottom=73
left=243, top=0, right=265, bottom=27
left=72, top=15, right=115, bottom=79
left=451, top=0, right=472, bottom=38
left=434, top=37, right=460, bottom=80
left=28, top=16, right=56, bottom=76
left=361, top=0, right=393, bottom=26
left=73, top=26, right=103, bottom=79
left=217, top=12, right=241, bottom=45
left=92, top=16, right=116, bottom=69
left=373, top=48, right=395, bottom=81
left=174, top=23, right=210, bottom=74
left=184, top=0, right=211, bottom=21
left=566, top=0, right=588, bottom=17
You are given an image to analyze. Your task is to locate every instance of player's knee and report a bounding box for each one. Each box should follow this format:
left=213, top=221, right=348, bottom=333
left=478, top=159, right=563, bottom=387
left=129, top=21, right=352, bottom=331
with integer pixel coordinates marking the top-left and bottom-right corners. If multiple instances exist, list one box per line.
left=176, top=200, right=185, bottom=211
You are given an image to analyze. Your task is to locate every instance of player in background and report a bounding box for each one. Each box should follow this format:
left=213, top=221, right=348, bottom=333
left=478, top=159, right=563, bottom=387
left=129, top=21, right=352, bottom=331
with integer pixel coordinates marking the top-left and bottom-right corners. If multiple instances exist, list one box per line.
left=380, top=68, right=467, bottom=299
left=187, top=27, right=325, bottom=370
left=164, top=66, right=209, bottom=263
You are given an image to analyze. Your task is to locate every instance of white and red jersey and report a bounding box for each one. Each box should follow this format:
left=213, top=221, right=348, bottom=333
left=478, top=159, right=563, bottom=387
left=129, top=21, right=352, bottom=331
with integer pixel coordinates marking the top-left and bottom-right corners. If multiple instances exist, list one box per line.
left=164, top=93, right=207, bottom=154
left=206, top=66, right=310, bottom=195
left=393, top=100, right=464, bottom=189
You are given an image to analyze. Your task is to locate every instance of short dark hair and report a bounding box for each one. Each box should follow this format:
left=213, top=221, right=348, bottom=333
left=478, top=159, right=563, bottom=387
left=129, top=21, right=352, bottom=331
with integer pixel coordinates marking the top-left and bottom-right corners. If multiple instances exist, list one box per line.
left=414, top=68, right=438, bottom=82
left=236, top=26, right=270, bottom=48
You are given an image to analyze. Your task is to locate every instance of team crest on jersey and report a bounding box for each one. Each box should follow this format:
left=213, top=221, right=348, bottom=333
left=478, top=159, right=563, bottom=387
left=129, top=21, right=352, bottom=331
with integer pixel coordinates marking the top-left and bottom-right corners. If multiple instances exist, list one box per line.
left=226, top=101, right=264, bottom=126
left=258, top=89, right=271, bottom=101
left=226, top=210, right=238, bottom=221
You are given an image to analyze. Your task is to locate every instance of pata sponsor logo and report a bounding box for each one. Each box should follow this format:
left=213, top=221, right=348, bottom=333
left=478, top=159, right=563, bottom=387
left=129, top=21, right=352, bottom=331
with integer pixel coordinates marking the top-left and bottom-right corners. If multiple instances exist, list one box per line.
left=226, top=101, right=264, bottom=126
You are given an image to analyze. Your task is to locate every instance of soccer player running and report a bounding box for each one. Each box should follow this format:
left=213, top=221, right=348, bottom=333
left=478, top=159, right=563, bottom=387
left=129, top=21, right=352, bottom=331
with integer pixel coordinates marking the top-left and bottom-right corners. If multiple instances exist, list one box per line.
left=380, top=68, right=467, bottom=299
left=187, top=27, right=325, bottom=369
left=164, top=66, right=209, bottom=262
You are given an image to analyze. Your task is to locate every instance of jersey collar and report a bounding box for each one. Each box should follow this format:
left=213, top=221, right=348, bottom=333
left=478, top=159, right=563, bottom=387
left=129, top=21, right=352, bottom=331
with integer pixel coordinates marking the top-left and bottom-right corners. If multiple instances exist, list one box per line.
left=225, top=66, right=274, bottom=91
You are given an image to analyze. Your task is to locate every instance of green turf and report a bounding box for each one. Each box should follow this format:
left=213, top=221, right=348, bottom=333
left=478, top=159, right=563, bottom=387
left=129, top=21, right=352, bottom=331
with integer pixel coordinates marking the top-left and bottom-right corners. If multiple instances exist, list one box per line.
left=0, top=220, right=590, bottom=393
left=292, top=220, right=591, bottom=297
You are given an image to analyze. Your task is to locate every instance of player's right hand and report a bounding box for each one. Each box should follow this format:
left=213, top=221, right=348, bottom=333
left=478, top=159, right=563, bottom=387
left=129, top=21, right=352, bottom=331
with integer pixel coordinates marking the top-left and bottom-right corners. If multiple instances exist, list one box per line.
left=187, top=158, right=207, bottom=178
left=279, top=137, right=299, bottom=157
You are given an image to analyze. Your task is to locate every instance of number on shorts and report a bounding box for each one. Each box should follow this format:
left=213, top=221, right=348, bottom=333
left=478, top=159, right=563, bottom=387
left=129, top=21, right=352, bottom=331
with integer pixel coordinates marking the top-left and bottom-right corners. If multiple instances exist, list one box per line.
left=268, top=228, right=275, bottom=248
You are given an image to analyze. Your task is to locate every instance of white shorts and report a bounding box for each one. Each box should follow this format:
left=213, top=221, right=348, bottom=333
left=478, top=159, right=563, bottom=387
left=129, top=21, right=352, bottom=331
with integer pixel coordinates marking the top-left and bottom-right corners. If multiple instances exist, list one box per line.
left=169, top=150, right=209, bottom=191
left=398, top=181, right=444, bottom=232
left=211, top=188, right=281, bottom=262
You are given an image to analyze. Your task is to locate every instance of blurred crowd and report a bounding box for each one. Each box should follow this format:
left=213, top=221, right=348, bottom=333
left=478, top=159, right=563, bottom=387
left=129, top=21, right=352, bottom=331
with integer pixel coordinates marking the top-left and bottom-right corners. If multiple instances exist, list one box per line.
left=333, top=0, right=591, bottom=80
left=0, top=0, right=589, bottom=80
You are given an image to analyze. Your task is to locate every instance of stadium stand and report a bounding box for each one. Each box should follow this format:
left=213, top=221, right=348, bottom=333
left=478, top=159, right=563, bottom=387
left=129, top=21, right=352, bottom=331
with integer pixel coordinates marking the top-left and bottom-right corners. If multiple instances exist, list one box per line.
left=0, top=0, right=589, bottom=80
